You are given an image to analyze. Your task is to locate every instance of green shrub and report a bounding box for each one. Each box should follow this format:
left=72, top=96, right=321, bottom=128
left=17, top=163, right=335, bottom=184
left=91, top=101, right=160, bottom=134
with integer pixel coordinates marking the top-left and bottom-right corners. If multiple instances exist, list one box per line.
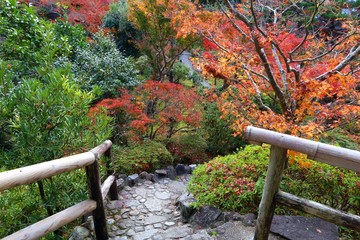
left=112, top=140, right=174, bottom=174
left=64, top=32, right=139, bottom=98
left=189, top=145, right=360, bottom=216
left=165, top=133, right=209, bottom=164
left=188, top=145, right=268, bottom=213
left=202, top=102, right=246, bottom=156
left=0, top=170, right=88, bottom=238
left=320, top=127, right=359, bottom=151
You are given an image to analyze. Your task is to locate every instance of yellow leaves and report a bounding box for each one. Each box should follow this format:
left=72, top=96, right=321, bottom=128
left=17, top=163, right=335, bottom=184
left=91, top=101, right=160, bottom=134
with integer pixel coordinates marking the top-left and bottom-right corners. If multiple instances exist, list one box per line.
left=288, top=150, right=313, bottom=169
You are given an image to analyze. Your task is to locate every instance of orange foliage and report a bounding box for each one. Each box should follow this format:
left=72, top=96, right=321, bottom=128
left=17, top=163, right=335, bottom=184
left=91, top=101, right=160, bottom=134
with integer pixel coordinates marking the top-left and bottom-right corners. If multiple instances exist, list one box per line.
left=169, top=1, right=360, bottom=138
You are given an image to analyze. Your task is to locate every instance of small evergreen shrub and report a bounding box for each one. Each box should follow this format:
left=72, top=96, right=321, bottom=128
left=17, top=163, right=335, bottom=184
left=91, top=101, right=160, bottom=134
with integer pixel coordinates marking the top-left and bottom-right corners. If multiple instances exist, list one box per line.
left=112, top=140, right=174, bottom=174
left=165, top=133, right=209, bottom=164
left=189, top=145, right=360, bottom=216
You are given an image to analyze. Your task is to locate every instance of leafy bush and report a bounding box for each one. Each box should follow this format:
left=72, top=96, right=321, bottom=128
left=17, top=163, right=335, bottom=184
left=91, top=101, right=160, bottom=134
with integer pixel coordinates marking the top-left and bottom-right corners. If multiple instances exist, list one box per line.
left=1, top=68, right=112, bottom=168
left=189, top=145, right=360, bottom=216
left=112, top=140, right=174, bottom=174
left=165, top=133, right=209, bottom=164
left=188, top=145, right=268, bottom=212
left=68, top=32, right=139, bottom=98
left=0, top=170, right=88, bottom=238
left=320, top=127, right=359, bottom=151
left=202, top=102, right=246, bottom=156
left=102, top=0, right=140, bottom=56
left=171, top=61, right=191, bottom=83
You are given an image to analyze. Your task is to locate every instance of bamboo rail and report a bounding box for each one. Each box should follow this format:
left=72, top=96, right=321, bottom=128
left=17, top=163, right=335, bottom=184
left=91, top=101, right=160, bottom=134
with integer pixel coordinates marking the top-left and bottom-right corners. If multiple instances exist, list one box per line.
left=0, top=140, right=118, bottom=240
left=245, top=126, right=360, bottom=240
left=3, top=200, right=97, bottom=240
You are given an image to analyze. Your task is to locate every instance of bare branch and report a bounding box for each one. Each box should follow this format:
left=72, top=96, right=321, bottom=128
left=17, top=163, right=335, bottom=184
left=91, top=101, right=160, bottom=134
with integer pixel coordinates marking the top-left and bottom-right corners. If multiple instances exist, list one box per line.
left=316, top=43, right=360, bottom=80
left=217, top=0, right=250, bottom=39
left=291, top=32, right=356, bottom=63
left=289, top=0, right=319, bottom=56
left=250, top=0, right=267, bottom=37
left=222, top=0, right=252, bottom=29
left=245, top=69, right=271, bottom=111
left=272, top=44, right=289, bottom=95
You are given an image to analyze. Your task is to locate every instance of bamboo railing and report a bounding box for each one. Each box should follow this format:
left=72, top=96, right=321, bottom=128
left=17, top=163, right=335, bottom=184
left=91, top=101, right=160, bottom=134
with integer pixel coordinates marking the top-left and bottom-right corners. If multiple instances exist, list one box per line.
left=0, top=140, right=118, bottom=240
left=245, top=126, right=360, bottom=240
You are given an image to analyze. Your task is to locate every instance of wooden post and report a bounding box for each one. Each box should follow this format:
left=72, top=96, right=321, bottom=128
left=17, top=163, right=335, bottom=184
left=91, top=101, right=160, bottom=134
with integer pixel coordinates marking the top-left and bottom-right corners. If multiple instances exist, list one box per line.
left=86, top=154, right=109, bottom=240
left=254, top=145, right=287, bottom=240
left=104, top=147, right=118, bottom=200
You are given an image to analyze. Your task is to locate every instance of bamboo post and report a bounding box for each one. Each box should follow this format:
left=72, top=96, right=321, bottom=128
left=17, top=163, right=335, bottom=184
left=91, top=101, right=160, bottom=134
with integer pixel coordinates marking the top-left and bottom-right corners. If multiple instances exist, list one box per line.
left=104, top=147, right=118, bottom=200
left=254, top=145, right=287, bottom=240
left=86, top=154, right=108, bottom=240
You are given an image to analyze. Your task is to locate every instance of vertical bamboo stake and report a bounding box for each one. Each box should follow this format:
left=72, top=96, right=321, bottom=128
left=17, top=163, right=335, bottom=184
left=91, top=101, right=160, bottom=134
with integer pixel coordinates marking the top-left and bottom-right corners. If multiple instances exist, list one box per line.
left=104, top=147, right=118, bottom=200
left=86, top=154, right=109, bottom=240
left=254, top=145, right=287, bottom=240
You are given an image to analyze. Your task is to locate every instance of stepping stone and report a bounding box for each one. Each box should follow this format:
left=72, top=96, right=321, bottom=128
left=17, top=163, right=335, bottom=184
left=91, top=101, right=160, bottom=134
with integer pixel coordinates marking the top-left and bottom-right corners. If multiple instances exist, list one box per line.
left=270, top=216, right=339, bottom=240
left=144, top=215, right=168, bottom=225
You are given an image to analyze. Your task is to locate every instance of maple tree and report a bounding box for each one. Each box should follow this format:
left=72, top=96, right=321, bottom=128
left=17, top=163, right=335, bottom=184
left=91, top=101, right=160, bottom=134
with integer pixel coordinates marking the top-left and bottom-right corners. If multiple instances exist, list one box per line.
left=170, top=0, right=360, bottom=138
left=127, top=0, right=199, bottom=81
left=90, top=80, right=202, bottom=141
left=38, top=0, right=114, bottom=32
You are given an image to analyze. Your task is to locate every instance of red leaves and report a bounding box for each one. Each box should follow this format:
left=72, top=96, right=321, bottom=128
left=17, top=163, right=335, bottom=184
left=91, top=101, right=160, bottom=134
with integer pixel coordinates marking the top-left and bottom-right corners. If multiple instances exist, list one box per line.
left=39, top=0, right=113, bottom=32
left=90, top=80, right=202, bottom=141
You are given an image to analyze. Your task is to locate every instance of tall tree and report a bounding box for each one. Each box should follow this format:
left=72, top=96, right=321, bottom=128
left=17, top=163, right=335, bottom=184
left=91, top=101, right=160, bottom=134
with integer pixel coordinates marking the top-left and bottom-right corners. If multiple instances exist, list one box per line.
left=127, top=0, right=199, bottom=81
left=172, top=0, right=360, bottom=138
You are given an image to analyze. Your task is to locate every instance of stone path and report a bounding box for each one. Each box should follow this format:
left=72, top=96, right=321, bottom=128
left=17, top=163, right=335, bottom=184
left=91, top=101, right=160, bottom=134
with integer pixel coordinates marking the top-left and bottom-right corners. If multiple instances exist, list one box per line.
left=102, top=175, right=284, bottom=240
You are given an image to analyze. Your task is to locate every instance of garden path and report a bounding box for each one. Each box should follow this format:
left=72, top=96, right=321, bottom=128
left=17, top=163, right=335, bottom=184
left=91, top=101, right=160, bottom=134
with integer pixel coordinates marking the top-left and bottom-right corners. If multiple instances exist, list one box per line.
left=103, top=175, right=283, bottom=240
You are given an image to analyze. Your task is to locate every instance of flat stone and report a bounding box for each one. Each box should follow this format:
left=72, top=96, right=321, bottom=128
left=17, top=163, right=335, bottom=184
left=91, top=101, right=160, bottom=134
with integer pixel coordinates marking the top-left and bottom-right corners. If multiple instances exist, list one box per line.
left=133, top=229, right=158, bottom=240
left=107, top=219, right=115, bottom=225
left=134, top=226, right=144, bottom=232
left=114, top=237, right=128, bottom=240
left=163, top=209, right=172, bottom=214
left=139, top=199, right=146, bottom=203
left=191, top=205, right=223, bottom=228
left=182, top=230, right=215, bottom=240
left=145, top=198, right=163, bottom=211
left=154, top=223, right=162, bottom=228
left=127, top=174, right=139, bottom=187
left=116, top=229, right=127, bottom=235
left=145, top=225, right=154, bottom=231
left=164, top=221, right=176, bottom=226
left=107, top=200, right=125, bottom=210
left=69, top=226, right=90, bottom=240
left=129, top=210, right=140, bottom=216
left=223, top=212, right=243, bottom=222
left=270, top=216, right=338, bottom=240
left=126, top=229, right=135, bottom=236
left=189, top=164, right=197, bottom=172
left=125, top=199, right=140, bottom=208
left=155, top=169, right=167, bottom=176
left=155, top=191, right=171, bottom=200
left=160, top=225, right=194, bottom=238
left=167, top=181, right=186, bottom=193
left=114, top=236, right=128, bottom=240
left=144, top=215, right=168, bottom=225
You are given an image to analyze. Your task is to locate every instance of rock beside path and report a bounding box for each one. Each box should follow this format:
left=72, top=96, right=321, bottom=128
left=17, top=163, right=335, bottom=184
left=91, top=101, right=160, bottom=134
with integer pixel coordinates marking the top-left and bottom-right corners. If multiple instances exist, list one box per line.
left=270, top=216, right=339, bottom=240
